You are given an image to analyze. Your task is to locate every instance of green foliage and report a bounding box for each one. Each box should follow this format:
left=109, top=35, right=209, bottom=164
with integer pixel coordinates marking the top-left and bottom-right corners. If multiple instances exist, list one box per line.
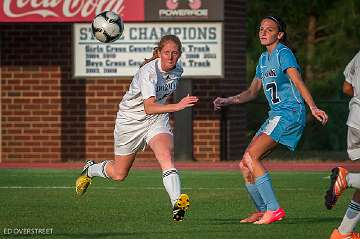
left=245, top=0, right=359, bottom=151
left=247, top=0, right=359, bottom=89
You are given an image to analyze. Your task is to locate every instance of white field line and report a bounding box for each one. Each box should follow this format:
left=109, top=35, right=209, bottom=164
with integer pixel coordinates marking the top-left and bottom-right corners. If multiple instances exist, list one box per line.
left=0, top=186, right=310, bottom=191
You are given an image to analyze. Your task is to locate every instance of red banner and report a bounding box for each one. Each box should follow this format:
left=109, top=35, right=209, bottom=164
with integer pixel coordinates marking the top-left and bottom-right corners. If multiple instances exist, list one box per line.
left=0, top=0, right=144, bottom=22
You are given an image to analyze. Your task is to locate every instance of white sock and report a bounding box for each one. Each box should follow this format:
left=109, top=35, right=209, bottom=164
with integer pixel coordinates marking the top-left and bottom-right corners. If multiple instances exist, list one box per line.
left=347, top=173, right=360, bottom=189
left=338, top=200, right=360, bottom=234
left=162, top=168, right=181, bottom=207
left=87, top=161, right=110, bottom=178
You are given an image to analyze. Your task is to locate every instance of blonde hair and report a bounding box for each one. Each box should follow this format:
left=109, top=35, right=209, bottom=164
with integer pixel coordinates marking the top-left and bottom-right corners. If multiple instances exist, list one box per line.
left=140, top=34, right=182, bottom=68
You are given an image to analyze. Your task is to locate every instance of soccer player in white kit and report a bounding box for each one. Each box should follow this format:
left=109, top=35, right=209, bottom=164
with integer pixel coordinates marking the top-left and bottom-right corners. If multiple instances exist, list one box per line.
left=75, top=35, right=199, bottom=222
left=325, top=51, right=360, bottom=239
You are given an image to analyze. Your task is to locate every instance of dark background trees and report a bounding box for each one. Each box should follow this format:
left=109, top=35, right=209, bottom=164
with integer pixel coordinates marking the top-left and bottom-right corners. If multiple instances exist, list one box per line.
left=245, top=0, right=360, bottom=155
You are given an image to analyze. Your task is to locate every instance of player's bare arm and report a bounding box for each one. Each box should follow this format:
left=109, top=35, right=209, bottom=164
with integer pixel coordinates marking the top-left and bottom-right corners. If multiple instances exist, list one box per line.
left=286, top=67, right=328, bottom=124
left=213, top=78, right=262, bottom=111
left=343, top=81, right=354, bottom=97
left=144, top=95, right=199, bottom=114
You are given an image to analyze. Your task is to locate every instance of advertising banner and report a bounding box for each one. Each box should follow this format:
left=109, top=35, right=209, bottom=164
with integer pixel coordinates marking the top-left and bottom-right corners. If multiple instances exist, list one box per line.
left=0, top=0, right=223, bottom=22
left=145, top=0, right=223, bottom=21
left=0, top=0, right=144, bottom=22
left=73, top=22, right=223, bottom=78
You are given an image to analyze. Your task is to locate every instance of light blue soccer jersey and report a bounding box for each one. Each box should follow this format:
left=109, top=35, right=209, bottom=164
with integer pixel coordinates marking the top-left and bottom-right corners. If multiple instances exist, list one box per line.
left=255, top=43, right=304, bottom=111
left=255, top=43, right=306, bottom=151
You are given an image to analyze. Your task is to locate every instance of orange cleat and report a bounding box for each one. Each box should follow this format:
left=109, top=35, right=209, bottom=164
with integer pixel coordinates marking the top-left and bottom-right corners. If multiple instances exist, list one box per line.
left=253, top=208, right=286, bottom=225
left=240, top=212, right=264, bottom=223
left=325, top=167, right=349, bottom=210
left=330, top=229, right=360, bottom=239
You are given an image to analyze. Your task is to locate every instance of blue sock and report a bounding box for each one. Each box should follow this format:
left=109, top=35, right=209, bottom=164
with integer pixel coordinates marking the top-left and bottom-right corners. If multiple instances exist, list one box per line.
left=245, top=183, right=266, bottom=212
left=255, top=172, right=280, bottom=211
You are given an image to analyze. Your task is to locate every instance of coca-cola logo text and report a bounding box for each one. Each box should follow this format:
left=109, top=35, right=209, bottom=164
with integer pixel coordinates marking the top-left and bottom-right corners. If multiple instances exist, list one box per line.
left=3, top=0, right=124, bottom=19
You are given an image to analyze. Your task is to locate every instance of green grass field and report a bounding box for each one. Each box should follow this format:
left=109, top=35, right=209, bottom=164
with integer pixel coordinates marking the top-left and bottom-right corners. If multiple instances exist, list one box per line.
left=0, top=168, right=355, bottom=238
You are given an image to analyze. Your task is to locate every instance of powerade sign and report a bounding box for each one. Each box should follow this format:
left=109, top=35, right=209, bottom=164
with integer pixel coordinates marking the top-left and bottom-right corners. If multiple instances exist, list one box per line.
left=0, top=0, right=223, bottom=22
left=145, top=0, right=223, bottom=21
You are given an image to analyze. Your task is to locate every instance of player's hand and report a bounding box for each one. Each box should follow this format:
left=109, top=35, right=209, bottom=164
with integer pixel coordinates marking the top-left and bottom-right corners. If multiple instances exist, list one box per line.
left=177, top=94, right=199, bottom=111
left=213, top=97, right=230, bottom=111
left=310, top=106, right=328, bottom=125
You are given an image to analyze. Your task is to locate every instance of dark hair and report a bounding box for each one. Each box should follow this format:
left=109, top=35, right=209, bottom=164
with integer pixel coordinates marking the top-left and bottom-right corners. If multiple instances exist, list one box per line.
left=263, top=15, right=297, bottom=54
left=263, top=15, right=291, bottom=48
left=140, top=34, right=182, bottom=68
left=264, top=15, right=286, bottom=32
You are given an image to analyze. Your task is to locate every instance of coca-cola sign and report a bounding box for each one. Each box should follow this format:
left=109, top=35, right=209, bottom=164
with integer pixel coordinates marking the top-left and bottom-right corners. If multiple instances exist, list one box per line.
left=0, top=0, right=144, bottom=22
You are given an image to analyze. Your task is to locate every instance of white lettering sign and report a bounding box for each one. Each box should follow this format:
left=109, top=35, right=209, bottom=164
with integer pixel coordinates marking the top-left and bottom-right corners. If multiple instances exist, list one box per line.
left=73, top=22, right=223, bottom=78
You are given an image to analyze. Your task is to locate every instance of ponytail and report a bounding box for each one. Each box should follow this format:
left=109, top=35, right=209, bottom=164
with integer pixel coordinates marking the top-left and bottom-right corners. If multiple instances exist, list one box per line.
left=139, top=47, right=160, bottom=68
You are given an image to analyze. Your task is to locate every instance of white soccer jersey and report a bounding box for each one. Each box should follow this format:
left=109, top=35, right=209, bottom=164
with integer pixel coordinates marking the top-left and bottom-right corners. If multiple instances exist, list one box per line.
left=118, top=58, right=183, bottom=121
left=344, top=51, right=360, bottom=130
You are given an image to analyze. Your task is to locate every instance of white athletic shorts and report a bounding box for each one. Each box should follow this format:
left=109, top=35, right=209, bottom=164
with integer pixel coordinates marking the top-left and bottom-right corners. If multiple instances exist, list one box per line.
left=114, top=113, right=172, bottom=156
left=347, top=126, right=360, bottom=160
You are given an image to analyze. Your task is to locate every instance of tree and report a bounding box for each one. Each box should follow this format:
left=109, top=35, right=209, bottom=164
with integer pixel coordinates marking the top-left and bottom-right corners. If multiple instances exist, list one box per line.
left=245, top=0, right=360, bottom=151
left=246, top=0, right=359, bottom=97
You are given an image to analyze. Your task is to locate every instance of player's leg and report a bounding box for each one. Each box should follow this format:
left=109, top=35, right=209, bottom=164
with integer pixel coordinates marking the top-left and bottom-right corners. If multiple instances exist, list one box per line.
left=328, top=127, right=360, bottom=238
left=242, top=133, right=285, bottom=224
left=347, top=126, right=360, bottom=162
left=325, top=167, right=349, bottom=209
left=75, top=154, right=136, bottom=196
left=326, top=127, right=360, bottom=209
left=103, top=154, right=136, bottom=180
left=330, top=190, right=360, bottom=239
left=239, top=136, right=266, bottom=223
left=325, top=169, right=360, bottom=209
left=148, top=133, right=189, bottom=221
left=337, top=190, right=360, bottom=236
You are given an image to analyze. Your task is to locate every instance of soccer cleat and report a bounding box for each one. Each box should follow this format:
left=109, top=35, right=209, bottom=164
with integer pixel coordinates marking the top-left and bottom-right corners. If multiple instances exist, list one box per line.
left=240, top=212, right=264, bottom=223
left=330, top=229, right=360, bottom=239
left=325, top=167, right=349, bottom=210
left=75, top=160, right=95, bottom=196
left=173, top=194, right=190, bottom=222
left=253, top=207, right=286, bottom=224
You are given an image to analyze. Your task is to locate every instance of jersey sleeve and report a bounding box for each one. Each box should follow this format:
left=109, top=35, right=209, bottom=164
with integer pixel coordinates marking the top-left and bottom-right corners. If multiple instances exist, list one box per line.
left=139, top=70, right=157, bottom=100
left=344, top=52, right=360, bottom=85
left=279, top=49, right=300, bottom=72
left=255, top=55, right=263, bottom=79
left=255, top=63, right=262, bottom=79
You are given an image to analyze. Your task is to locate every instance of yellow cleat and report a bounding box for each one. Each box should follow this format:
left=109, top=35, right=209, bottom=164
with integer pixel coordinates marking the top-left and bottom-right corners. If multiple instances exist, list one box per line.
left=75, top=160, right=95, bottom=197
left=176, top=194, right=190, bottom=210
left=173, top=194, right=190, bottom=221
left=75, top=175, right=92, bottom=196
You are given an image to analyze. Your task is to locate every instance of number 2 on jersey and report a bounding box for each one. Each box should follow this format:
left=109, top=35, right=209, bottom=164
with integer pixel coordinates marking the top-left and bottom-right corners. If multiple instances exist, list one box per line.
left=266, top=82, right=280, bottom=104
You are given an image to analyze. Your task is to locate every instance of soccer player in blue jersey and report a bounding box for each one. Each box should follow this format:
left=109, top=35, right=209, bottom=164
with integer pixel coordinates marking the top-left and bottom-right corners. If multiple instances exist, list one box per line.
left=213, top=16, right=328, bottom=224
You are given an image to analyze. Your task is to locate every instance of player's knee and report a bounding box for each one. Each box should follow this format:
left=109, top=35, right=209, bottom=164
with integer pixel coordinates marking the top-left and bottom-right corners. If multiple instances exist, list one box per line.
left=239, top=160, right=248, bottom=171
left=156, top=151, right=173, bottom=164
left=242, top=151, right=255, bottom=173
left=111, top=172, right=128, bottom=182
left=161, top=150, right=173, bottom=160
